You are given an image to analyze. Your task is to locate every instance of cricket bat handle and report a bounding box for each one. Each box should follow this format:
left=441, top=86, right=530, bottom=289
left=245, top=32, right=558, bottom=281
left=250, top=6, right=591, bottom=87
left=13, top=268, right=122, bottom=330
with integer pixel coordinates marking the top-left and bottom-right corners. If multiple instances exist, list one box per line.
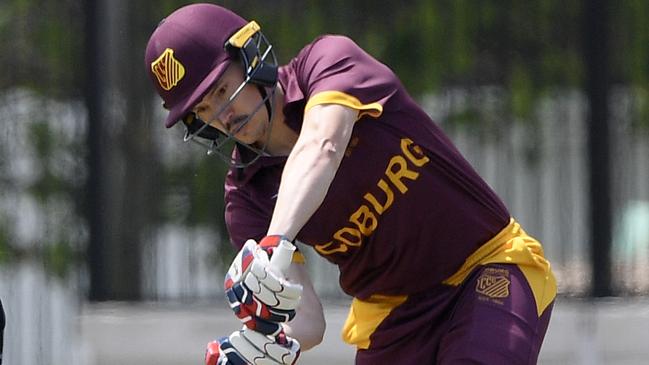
left=269, top=239, right=295, bottom=275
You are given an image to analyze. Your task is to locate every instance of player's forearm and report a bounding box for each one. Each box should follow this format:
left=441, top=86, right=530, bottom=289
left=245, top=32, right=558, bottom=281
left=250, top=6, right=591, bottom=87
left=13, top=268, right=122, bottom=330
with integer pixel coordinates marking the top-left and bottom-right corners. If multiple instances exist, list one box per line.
left=282, top=263, right=326, bottom=350
left=268, top=141, right=344, bottom=239
left=282, top=293, right=326, bottom=350
left=267, top=104, right=356, bottom=240
left=282, top=315, right=325, bottom=350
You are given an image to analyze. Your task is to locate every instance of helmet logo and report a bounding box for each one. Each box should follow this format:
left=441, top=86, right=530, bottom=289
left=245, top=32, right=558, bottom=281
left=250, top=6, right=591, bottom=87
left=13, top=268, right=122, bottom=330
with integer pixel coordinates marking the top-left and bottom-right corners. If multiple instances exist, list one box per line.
left=151, top=48, right=185, bottom=91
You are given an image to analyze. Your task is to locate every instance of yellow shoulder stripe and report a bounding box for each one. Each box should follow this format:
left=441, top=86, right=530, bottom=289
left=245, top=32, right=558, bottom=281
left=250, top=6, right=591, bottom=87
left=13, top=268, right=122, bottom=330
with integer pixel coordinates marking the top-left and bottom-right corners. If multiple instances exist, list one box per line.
left=305, top=91, right=383, bottom=120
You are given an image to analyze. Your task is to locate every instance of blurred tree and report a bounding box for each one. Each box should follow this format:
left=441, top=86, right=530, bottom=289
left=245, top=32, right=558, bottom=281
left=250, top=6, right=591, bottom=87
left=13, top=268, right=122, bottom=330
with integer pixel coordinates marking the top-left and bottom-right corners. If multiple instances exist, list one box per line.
left=0, top=0, right=84, bottom=96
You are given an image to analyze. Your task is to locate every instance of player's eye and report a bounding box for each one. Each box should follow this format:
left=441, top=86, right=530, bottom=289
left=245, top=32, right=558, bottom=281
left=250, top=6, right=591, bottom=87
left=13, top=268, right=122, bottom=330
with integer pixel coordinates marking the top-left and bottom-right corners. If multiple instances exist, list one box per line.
left=217, top=85, right=227, bottom=96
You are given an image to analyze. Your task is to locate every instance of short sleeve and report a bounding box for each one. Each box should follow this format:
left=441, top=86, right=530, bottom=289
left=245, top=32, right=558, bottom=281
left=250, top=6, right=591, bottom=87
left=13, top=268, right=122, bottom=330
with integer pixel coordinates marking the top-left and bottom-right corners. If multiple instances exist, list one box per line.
left=294, top=35, right=400, bottom=118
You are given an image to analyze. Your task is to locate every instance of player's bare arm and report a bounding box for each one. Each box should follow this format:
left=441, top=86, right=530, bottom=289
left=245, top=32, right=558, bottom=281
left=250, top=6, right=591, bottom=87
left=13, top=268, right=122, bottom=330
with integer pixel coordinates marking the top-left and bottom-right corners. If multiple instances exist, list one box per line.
left=281, top=261, right=325, bottom=350
left=267, top=103, right=358, bottom=240
left=265, top=103, right=356, bottom=350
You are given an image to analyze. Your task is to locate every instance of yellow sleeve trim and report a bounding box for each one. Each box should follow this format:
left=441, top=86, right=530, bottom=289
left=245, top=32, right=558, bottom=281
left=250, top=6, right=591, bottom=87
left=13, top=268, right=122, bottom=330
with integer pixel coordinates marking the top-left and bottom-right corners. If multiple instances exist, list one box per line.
left=305, top=91, right=383, bottom=120
left=442, top=218, right=557, bottom=316
left=341, top=294, right=408, bottom=350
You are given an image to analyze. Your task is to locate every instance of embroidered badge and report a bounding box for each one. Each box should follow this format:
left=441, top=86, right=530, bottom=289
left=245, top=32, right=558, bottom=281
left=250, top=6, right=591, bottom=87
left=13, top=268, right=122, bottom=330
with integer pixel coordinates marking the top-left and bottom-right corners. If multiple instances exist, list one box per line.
left=151, top=48, right=185, bottom=91
left=476, top=268, right=511, bottom=299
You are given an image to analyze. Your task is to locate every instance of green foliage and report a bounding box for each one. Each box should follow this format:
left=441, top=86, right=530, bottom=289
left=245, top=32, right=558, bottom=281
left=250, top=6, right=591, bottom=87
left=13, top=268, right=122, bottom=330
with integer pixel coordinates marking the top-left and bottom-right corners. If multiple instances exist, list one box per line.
left=617, top=0, right=649, bottom=127
left=0, top=225, right=12, bottom=265
left=187, top=158, right=229, bottom=228
left=26, top=121, right=75, bottom=203
left=447, top=107, right=481, bottom=128
left=510, top=64, right=534, bottom=119
left=161, top=156, right=228, bottom=231
left=160, top=155, right=233, bottom=267
left=0, top=93, right=84, bottom=273
left=0, top=0, right=83, bottom=97
left=3, top=0, right=649, bottom=111
left=43, top=239, right=77, bottom=278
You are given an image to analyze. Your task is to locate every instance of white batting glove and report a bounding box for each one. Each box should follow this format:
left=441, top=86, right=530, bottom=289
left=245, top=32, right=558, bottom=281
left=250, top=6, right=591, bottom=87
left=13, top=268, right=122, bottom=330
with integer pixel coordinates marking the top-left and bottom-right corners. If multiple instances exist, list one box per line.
left=224, top=237, right=303, bottom=336
left=205, top=328, right=301, bottom=365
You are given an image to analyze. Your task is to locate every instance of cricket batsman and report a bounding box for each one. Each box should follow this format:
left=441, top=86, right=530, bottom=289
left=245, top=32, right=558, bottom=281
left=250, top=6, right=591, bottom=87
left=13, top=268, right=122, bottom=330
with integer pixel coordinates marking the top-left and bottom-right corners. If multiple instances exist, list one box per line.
left=145, top=3, right=557, bottom=364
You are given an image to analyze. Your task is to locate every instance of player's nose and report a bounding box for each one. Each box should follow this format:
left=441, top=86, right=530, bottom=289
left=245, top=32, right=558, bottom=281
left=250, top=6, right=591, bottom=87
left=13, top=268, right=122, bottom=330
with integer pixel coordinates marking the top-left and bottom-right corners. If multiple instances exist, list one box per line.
left=220, top=109, right=235, bottom=131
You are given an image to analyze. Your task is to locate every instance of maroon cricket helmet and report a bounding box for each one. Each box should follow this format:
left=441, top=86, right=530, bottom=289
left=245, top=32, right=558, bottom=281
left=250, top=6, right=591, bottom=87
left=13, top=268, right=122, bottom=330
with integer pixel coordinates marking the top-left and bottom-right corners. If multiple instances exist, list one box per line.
left=144, top=4, right=248, bottom=128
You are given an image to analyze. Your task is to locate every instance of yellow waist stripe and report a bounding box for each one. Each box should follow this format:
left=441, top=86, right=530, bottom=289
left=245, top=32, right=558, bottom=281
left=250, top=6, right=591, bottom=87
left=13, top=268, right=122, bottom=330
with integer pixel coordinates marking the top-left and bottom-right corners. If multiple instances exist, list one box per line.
left=341, top=294, right=407, bottom=350
left=442, top=218, right=557, bottom=316
left=341, top=218, right=557, bottom=350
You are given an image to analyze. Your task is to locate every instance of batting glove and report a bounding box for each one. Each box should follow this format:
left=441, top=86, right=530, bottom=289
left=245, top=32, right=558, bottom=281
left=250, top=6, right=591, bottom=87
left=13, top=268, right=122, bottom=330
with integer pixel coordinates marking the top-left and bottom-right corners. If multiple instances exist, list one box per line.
left=224, top=236, right=303, bottom=336
left=205, top=328, right=301, bottom=365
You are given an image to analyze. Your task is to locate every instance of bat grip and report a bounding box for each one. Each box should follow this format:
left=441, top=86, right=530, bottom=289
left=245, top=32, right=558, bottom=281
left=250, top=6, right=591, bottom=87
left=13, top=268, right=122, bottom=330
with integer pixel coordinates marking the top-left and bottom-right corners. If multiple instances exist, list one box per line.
left=269, top=239, right=295, bottom=275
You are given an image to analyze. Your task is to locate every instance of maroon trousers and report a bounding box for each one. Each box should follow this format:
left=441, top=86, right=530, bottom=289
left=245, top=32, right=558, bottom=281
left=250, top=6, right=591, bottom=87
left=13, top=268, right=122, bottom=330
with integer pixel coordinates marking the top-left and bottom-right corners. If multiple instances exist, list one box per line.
left=355, top=264, right=553, bottom=364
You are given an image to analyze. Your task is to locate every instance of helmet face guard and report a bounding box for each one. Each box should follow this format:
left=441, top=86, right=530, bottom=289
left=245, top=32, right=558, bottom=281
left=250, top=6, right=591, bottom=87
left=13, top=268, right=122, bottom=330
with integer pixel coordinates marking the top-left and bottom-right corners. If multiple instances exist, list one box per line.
left=181, top=21, right=278, bottom=168
left=181, top=86, right=273, bottom=168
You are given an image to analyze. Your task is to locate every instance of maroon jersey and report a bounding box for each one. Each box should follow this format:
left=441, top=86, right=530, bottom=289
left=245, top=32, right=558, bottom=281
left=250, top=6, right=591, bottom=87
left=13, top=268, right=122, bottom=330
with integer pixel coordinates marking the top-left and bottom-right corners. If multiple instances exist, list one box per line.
left=225, top=35, right=510, bottom=299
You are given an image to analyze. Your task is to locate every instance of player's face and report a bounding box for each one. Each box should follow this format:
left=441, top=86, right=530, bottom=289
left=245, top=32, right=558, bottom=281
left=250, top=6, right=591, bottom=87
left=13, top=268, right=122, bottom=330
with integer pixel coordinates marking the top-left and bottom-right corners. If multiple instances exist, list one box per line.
left=192, top=63, right=269, bottom=146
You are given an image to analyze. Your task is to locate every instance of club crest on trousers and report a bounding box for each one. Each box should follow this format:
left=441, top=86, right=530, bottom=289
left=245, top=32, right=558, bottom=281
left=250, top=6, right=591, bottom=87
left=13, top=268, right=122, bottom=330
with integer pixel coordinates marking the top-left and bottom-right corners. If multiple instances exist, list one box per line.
left=476, top=268, right=511, bottom=299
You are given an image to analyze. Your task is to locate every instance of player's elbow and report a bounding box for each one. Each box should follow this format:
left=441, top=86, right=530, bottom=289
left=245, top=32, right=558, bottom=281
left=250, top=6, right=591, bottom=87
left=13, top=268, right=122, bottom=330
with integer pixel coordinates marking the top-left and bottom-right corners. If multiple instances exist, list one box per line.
left=295, top=294, right=326, bottom=350
left=284, top=263, right=327, bottom=350
left=299, top=311, right=326, bottom=350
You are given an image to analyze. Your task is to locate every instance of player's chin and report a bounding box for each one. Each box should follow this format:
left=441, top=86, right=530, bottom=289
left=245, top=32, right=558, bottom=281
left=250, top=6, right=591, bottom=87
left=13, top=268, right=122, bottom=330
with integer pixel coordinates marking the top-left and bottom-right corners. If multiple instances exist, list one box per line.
left=233, top=131, right=258, bottom=145
left=237, top=125, right=266, bottom=145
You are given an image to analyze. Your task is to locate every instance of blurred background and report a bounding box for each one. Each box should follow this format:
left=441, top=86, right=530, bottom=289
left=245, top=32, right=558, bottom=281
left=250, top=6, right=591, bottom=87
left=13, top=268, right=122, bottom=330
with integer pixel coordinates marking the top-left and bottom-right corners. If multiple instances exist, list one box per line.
left=1, top=0, right=648, bottom=364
